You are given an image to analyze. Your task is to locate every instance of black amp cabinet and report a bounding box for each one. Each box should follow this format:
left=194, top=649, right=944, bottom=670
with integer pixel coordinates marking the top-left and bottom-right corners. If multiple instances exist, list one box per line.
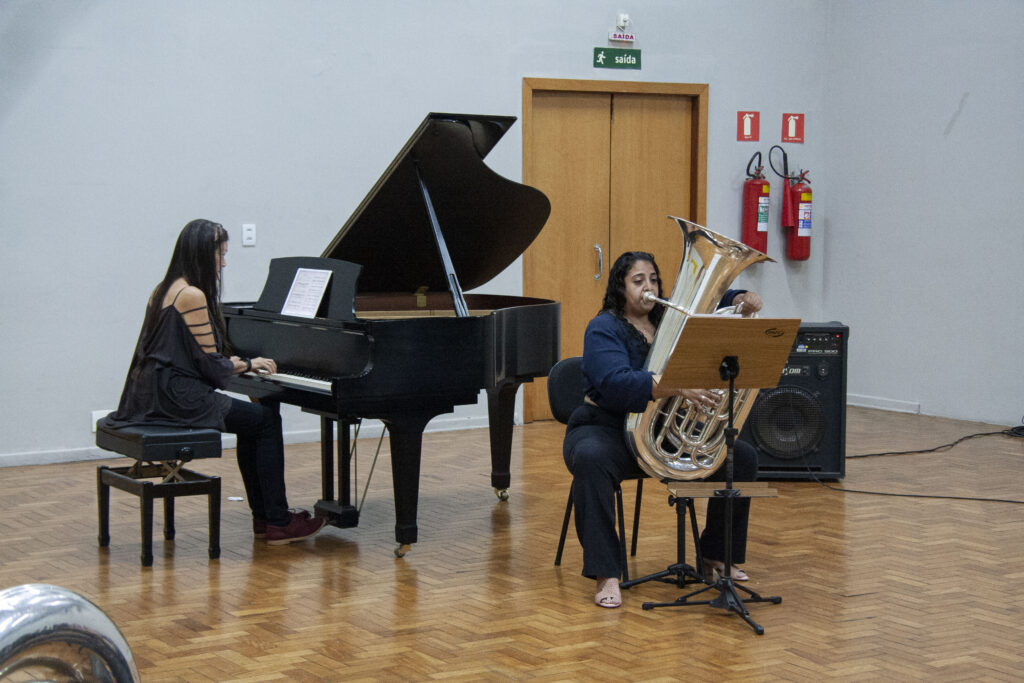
left=740, top=322, right=849, bottom=480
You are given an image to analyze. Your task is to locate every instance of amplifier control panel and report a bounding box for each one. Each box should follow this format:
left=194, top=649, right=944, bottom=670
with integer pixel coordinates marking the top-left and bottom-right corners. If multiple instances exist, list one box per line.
left=791, top=323, right=847, bottom=356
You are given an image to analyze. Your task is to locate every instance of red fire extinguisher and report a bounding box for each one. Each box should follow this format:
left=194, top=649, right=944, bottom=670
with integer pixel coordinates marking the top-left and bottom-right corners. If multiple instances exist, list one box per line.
left=786, top=170, right=812, bottom=260
left=771, top=145, right=812, bottom=260
left=741, top=152, right=770, bottom=253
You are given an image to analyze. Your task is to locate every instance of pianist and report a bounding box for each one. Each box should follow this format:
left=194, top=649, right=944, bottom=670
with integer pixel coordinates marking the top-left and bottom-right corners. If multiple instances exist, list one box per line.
left=105, top=219, right=326, bottom=546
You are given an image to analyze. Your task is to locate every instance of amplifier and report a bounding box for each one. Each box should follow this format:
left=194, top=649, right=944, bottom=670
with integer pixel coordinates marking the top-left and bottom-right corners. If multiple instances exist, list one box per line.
left=740, top=322, right=848, bottom=480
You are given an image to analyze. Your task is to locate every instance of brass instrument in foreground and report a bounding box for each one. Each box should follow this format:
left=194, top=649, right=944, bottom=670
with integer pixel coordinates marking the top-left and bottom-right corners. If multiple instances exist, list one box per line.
left=0, top=583, right=140, bottom=682
left=624, top=216, right=773, bottom=481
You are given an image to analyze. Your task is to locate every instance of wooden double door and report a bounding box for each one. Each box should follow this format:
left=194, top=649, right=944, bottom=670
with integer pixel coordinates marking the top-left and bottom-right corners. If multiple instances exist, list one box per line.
left=521, top=79, right=709, bottom=421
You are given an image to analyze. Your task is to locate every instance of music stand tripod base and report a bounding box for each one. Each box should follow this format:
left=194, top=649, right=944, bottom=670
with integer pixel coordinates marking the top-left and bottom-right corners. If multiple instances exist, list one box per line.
left=639, top=467, right=782, bottom=633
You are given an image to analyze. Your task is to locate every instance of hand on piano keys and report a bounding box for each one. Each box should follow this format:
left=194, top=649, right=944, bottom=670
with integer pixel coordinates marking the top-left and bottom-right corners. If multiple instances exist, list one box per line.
left=234, top=354, right=278, bottom=376
left=243, top=368, right=333, bottom=395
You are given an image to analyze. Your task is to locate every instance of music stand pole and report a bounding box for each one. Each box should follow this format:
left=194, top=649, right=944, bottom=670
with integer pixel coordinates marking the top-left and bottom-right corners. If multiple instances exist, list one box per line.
left=707, top=356, right=783, bottom=634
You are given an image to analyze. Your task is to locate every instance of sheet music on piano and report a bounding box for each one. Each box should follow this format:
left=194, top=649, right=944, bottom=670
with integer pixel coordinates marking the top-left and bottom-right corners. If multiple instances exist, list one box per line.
left=281, top=268, right=332, bottom=318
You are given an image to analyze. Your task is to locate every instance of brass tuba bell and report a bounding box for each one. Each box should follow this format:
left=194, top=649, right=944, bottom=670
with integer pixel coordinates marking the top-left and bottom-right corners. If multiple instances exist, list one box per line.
left=624, top=216, right=773, bottom=481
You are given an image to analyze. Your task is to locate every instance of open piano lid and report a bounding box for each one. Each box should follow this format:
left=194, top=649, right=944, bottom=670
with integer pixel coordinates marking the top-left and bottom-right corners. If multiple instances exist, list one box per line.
left=322, top=113, right=551, bottom=295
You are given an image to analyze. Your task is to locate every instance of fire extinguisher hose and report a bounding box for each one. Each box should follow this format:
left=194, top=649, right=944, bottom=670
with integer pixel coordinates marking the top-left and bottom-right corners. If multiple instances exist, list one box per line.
left=768, top=144, right=793, bottom=182
left=746, top=151, right=764, bottom=179
left=769, top=145, right=811, bottom=185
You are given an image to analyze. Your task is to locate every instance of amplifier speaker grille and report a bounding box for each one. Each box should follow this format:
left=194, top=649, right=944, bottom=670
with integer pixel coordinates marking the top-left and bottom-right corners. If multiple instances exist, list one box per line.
left=747, top=386, right=826, bottom=459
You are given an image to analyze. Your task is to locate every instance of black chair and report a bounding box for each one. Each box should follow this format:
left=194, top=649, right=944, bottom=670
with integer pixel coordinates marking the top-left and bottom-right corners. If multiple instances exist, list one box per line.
left=96, top=417, right=222, bottom=567
left=550, top=356, right=645, bottom=581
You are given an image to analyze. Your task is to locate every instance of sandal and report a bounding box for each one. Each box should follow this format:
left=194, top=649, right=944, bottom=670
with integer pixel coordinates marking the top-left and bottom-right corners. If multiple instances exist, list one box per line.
left=703, top=559, right=749, bottom=582
left=594, top=577, right=622, bottom=608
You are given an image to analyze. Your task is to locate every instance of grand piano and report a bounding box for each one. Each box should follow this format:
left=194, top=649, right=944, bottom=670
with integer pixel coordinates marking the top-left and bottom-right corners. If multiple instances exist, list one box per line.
left=224, top=113, right=559, bottom=555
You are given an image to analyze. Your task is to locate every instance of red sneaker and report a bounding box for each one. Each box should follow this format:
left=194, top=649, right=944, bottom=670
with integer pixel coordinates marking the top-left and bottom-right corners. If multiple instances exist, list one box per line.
left=266, top=510, right=326, bottom=546
left=255, top=510, right=309, bottom=537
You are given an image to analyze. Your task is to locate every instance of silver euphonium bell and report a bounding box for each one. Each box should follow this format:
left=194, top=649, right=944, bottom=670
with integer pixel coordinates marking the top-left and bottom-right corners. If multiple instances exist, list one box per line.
left=624, top=216, right=774, bottom=481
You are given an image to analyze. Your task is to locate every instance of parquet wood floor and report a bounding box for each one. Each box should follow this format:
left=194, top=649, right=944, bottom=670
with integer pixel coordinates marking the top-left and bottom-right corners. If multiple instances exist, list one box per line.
left=1, top=406, right=1023, bottom=681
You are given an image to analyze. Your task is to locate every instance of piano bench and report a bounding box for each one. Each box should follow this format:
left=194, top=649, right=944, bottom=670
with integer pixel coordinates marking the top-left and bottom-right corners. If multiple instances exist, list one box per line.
left=95, top=421, right=222, bottom=567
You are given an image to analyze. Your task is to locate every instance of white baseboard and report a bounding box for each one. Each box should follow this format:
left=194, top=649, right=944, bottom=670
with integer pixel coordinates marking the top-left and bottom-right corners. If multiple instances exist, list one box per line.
left=847, top=393, right=921, bottom=414
left=0, top=414, right=495, bottom=468
left=0, top=448, right=117, bottom=468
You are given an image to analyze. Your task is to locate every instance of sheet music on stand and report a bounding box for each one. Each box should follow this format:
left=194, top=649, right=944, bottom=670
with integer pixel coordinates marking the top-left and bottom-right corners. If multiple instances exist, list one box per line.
left=281, top=268, right=333, bottom=318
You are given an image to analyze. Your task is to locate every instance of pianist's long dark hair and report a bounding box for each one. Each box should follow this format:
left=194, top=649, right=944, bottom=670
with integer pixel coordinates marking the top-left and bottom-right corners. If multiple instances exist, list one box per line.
left=601, top=251, right=665, bottom=328
left=139, top=219, right=230, bottom=354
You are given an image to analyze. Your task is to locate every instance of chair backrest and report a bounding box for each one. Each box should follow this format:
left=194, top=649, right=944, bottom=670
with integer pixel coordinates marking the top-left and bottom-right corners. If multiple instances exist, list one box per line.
left=547, top=356, right=586, bottom=425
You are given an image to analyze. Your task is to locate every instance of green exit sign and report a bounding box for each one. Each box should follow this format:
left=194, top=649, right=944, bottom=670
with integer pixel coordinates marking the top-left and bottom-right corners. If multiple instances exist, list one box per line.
left=593, top=47, right=641, bottom=69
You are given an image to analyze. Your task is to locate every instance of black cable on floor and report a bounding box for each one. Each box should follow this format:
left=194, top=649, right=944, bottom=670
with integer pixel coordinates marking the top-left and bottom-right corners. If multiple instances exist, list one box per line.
left=845, top=429, right=1015, bottom=459
left=788, top=429, right=1024, bottom=505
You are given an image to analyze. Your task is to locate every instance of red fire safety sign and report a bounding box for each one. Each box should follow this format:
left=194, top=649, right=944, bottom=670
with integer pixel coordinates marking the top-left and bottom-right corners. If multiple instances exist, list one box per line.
left=737, top=111, right=760, bottom=141
left=782, top=113, right=805, bottom=143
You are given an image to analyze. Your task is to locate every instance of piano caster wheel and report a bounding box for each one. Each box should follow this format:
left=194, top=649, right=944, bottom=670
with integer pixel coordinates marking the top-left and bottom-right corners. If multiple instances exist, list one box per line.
left=494, top=488, right=509, bottom=502
left=394, top=543, right=411, bottom=558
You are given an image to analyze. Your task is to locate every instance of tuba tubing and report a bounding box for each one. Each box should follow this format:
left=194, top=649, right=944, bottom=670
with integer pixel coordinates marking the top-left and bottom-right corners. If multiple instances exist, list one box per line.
left=624, top=216, right=773, bottom=481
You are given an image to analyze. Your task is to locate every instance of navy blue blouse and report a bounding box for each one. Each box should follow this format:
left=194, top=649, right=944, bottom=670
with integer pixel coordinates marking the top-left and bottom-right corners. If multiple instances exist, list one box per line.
left=581, top=289, right=744, bottom=416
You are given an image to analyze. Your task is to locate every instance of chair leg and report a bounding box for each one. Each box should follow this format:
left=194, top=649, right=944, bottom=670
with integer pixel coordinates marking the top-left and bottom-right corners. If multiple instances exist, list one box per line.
left=555, top=479, right=636, bottom=582
left=97, top=467, right=110, bottom=548
left=555, top=482, right=574, bottom=566
left=140, top=482, right=154, bottom=567
left=615, top=486, right=629, bottom=582
left=630, top=478, right=643, bottom=557
left=163, top=497, right=175, bottom=540
left=208, top=477, right=221, bottom=560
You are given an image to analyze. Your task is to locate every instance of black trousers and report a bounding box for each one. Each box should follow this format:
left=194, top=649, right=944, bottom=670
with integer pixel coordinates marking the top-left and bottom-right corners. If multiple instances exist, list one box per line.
left=563, top=403, right=757, bottom=579
left=222, top=398, right=290, bottom=526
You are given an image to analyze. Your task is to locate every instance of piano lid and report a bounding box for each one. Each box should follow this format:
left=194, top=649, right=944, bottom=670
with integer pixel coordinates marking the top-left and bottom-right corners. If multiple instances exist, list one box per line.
left=322, top=113, right=551, bottom=294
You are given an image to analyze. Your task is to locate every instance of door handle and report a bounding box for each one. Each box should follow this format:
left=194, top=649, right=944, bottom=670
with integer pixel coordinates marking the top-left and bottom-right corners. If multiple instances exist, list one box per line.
left=594, top=244, right=603, bottom=280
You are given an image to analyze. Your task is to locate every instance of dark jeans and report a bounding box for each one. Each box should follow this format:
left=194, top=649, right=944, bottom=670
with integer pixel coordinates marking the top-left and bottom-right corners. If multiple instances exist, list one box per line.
left=563, top=403, right=756, bottom=579
left=223, top=398, right=289, bottom=526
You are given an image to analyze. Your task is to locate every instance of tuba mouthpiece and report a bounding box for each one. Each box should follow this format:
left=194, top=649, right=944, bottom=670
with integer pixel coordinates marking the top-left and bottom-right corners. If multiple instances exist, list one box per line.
left=643, top=291, right=689, bottom=314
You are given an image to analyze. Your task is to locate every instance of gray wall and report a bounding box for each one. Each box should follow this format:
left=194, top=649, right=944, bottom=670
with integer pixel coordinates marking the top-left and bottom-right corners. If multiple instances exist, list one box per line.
left=1, top=0, right=1021, bottom=466
left=822, top=0, right=1024, bottom=420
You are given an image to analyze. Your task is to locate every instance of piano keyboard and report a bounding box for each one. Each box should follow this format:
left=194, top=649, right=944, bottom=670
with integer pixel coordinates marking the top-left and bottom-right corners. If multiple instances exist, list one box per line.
left=244, top=370, right=332, bottom=395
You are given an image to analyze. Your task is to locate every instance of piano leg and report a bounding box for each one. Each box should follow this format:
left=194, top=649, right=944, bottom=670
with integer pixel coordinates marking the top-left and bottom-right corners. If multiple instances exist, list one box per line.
left=385, top=412, right=435, bottom=557
left=313, top=416, right=359, bottom=528
left=486, top=380, right=524, bottom=501
left=320, top=417, right=334, bottom=501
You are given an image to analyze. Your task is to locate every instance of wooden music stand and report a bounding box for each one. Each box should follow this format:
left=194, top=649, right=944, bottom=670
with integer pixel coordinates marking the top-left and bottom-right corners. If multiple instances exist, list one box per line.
left=644, top=315, right=799, bottom=635
left=659, top=316, right=799, bottom=390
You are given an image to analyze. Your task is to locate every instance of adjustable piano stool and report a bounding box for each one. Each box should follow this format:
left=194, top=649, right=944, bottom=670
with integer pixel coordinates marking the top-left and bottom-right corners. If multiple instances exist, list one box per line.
left=95, top=419, right=221, bottom=567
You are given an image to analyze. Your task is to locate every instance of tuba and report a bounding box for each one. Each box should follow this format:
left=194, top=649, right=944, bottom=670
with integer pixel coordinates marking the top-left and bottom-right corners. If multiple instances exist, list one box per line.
left=0, top=583, right=140, bottom=683
left=625, top=216, right=773, bottom=481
